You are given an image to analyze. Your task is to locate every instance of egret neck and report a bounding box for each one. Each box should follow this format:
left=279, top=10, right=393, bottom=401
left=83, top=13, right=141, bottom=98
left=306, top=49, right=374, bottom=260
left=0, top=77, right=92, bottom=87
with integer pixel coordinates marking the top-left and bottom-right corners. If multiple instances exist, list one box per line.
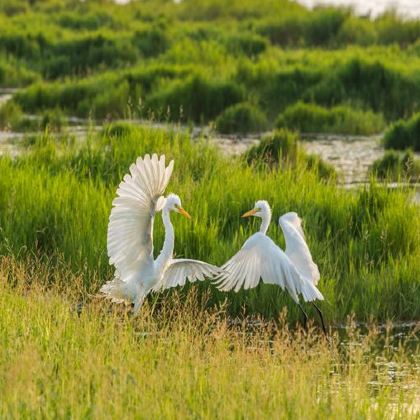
left=259, top=204, right=271, bottom=234
left=155, top=208, right=175, bottom=274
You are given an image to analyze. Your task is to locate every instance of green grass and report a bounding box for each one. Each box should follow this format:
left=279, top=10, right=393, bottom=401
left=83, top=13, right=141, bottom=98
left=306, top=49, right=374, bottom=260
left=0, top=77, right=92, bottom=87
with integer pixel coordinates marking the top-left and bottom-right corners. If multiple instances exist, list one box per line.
left=0, top=259, right=419, bottom=418
left=383, top=113, right=420, bottom=151
left=2, top=1, right=420, bottom=132
left=0, top=125, right=418, bottom=322
left=215, top=102, right=268, bottom=134
left=371, top=150, right=420, bottom=181
left=276, top=101, right=385, bottom=135
left=12, top=49, right=420, bottom=126
left=1, top=2, right=419, bottom=417
left=0, top=100, right=23, bottom=130
left=245, top=129, right=337, bottom=180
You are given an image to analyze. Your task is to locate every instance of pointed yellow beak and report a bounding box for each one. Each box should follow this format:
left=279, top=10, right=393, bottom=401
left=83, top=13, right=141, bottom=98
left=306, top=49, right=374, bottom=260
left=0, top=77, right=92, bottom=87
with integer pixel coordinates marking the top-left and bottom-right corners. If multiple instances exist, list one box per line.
left=241, top=208, right=257, bottom=218
left=178, top=207, right=191, bottom=220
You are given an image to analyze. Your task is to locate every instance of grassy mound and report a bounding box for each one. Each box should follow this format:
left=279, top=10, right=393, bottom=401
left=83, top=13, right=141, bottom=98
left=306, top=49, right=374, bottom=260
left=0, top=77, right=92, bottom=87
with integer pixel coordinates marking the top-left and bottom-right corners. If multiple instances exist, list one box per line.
left=215, top=102, right=268, bottom=134
left=383, top=113, right=420, bottom=151
left=276, top=102, right=385, bottom=135
left=145, top=75, right=245, bottom=123
left=245, top=129, right=336, bottom=179
left=371, top=150, right=420, bottom=181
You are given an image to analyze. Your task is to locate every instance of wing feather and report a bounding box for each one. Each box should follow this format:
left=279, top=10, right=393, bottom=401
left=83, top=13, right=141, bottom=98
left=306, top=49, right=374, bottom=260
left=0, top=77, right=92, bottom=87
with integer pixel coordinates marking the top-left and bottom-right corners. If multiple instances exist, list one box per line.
left=107, top=153, right=173, bottom=280
left=154, top=259, right=220, bottom=291
left=279, top=212, right=320, bottom=285
left=216, top=232, right=323, bottom=303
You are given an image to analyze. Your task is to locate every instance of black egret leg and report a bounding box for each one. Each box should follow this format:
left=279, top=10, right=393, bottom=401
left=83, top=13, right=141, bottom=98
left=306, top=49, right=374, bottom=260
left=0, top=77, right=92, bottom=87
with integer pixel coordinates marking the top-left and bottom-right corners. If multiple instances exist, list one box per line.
left=312, top=302, right=327, bottom=336
left=297, top=303, right=308, bottom=331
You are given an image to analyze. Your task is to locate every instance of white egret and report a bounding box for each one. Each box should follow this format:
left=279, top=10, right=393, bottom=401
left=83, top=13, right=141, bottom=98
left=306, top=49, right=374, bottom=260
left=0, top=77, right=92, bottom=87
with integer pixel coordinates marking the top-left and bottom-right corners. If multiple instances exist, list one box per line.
left=216, top=200, right=326, bottom=333
left=100, top=153, right=219, bottom=313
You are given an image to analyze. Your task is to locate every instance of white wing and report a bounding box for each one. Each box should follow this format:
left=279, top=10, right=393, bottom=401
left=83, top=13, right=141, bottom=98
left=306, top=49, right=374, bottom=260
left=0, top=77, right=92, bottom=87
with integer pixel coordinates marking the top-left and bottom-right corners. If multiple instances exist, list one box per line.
left=154, top=259, right=220, bottom=291
left=279, top=212, right=320, bottom=285
left=107, top=154, right=174, bottom=280
left=216, top=232, right=323, bottom=303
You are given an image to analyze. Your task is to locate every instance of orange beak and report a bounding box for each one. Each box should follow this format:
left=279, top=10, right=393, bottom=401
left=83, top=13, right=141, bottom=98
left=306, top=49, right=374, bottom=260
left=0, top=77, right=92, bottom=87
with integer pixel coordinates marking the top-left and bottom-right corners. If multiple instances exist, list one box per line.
left=241, top=208, right=257, bottom=218
left=178, top=207, right=191, bottom=219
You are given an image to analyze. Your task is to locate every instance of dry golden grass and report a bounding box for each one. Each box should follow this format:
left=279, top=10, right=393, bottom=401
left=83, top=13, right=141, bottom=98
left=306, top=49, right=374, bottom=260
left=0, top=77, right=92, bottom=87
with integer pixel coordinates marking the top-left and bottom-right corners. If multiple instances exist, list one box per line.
left=0, top=256, right=418, bottom=419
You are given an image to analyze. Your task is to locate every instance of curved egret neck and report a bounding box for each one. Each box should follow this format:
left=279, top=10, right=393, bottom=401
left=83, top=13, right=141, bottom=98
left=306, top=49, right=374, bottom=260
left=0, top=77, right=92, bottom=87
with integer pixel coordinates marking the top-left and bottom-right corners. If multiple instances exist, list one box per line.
left=259, top=206, right=272, bottom=234
left=154, top=209, right=175, bottom=275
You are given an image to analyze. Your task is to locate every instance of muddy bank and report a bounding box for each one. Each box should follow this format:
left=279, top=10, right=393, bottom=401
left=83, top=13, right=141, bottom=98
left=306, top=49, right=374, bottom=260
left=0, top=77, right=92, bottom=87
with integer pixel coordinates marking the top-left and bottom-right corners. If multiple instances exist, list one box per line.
left=301, top=133, right=384, bottom=184
left=211, top=132, right=385, bottom=184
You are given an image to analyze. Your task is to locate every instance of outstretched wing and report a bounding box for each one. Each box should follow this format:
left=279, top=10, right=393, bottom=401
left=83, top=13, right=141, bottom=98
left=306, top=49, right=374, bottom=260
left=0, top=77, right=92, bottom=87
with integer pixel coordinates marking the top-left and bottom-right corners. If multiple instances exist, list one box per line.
left=107, top=154, right=174, bottom=280
left=154, top=259, right=220, bottom=291
left=216, top=232, right=323, bottom=303
left=278, top=212, right=320, bottom=285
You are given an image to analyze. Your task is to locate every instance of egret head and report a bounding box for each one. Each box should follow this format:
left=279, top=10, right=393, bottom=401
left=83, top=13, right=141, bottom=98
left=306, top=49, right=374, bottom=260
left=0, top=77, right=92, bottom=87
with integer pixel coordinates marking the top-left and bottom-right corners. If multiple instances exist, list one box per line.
left=242, top=200, right=271, bottom=219
left=164, top=194, right=191, bottom=219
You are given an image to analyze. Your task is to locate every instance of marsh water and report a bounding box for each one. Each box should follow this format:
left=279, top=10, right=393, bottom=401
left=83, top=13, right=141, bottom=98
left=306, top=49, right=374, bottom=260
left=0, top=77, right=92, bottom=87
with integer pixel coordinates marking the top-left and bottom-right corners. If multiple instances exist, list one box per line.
left=212, top=132, right=386, bottom=184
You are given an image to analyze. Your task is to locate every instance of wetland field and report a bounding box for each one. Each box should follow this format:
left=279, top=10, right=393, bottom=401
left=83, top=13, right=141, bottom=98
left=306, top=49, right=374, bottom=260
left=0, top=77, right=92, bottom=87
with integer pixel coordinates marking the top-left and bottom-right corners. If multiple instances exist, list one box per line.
left=0, top=0, right=419, bottom=418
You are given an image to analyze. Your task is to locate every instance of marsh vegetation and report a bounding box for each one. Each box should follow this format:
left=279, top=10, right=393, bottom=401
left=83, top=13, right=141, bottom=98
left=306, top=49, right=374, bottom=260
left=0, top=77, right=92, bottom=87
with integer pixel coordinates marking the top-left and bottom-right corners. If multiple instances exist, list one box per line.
left=0, top=126, right=418, bottom=320
left=0, top=1, right=419, bottom=417
left=0, top=261, right=418, bottom=418
left=1, top=0, right=420, bottom=143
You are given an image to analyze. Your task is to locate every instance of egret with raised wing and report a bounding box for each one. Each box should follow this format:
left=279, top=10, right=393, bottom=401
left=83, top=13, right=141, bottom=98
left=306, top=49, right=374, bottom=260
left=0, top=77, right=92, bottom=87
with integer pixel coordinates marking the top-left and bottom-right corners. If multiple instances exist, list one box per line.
left=216, top=201, right=326, bottom=334
left=100, top=154, right=220, bottom=313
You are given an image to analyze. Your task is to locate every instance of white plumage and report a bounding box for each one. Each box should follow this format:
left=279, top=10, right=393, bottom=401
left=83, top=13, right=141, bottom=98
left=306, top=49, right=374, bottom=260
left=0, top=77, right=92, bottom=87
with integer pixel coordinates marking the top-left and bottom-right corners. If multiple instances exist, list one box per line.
left=279, top=212, right=320, bottom=286
left=216, top=201, right=324, bottom=304
left=101, top=153, right=219, bottom=313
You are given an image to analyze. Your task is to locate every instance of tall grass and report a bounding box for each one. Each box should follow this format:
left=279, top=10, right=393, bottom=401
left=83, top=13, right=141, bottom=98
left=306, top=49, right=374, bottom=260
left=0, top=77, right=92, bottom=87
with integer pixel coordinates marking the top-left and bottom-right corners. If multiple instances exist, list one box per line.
left=276, top=101, right=385, bottom=135
left=144, top=75, right=245, bottom=123
left=0, top=100, right=23, bottom=130
left=215, top=102, right=268, bottom=134
left=0, top=56, right=38, bottom=87
left=371, top=150, right=420, bottom=181
left=383, top=113, right=420, bottom=151
left=13, top=52, right=420, bottom=126
left=0, top=125, right=418, bottom=321
left=0, top=259, right=418, bottom=418
left=2, top=0, right=420, bottom=130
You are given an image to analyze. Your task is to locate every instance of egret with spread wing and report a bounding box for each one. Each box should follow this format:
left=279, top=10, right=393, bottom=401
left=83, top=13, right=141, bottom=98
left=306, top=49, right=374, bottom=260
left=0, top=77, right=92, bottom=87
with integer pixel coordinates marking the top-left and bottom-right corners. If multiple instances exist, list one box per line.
left=100, top=154, right=219, bottom=313
left=216, top=200, right=326, bottom=333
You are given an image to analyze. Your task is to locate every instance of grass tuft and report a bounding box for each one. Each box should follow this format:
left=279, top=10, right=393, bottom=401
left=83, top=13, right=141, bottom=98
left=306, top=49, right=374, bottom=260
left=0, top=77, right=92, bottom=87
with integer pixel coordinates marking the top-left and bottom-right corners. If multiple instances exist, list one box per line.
left=276, top=101, right=385, bottom=135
